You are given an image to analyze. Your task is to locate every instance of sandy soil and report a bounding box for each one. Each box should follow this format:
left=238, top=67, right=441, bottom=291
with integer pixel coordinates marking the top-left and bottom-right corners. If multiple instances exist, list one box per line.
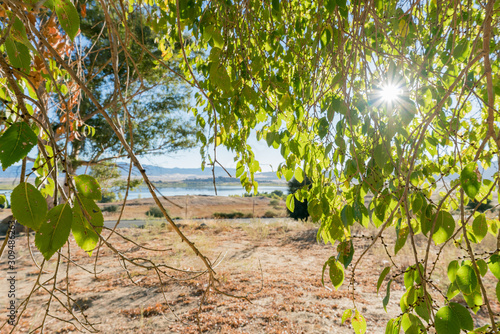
left=0, top=216, right=499, bottom=334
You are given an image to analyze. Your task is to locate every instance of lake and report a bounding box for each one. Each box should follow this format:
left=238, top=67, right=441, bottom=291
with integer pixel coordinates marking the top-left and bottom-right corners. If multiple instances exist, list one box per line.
left=122, top=185, right=289, bottom=199
left=0, top=185, right=289, bottom=201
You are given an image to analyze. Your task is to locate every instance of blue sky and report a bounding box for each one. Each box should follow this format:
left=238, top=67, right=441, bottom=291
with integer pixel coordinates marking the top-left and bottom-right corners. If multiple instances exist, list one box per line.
left=139, top=135, right=285, bottom=173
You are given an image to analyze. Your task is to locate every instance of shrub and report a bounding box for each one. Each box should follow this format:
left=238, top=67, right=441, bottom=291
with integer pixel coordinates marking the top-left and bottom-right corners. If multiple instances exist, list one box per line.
left=263, top=211, right=278, bottom=218
left=145, top=206, right=164, bottom=218
left=466, top=199, right=494, bottom=213
left=269, top=199, right=280, bottom=206
left=213, top=212, right=245, bottom=219
left=99, top=191, right=116, bottom=203
left=102, top=205, right=119, bottom=213
left=271, top=190, right=284, bottom=198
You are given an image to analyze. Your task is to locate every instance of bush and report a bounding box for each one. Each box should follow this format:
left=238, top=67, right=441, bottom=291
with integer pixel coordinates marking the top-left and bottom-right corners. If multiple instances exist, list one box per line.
left=269, top=199, right=280, bottom=206
left=102, top=205, right=119, bottom=213
left=99, top=191, right=116, bottom=203
left=466, top=199, right=494, bottom=213
left=271, top=190, right=284, bottom=198
left=145, top=206, right=164, bottom=218
left=213, top=212, right=245, bottom=219
left=263, top=211, right=278, bottom=218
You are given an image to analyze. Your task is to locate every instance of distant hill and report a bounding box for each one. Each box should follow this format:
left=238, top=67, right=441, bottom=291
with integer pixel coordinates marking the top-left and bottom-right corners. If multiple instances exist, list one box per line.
left=0, top=162, right=282, bottom=182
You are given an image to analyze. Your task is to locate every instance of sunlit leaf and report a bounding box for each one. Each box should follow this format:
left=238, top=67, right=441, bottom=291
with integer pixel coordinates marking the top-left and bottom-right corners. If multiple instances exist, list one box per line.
left=449, top=302, right=473, bottom=331
left=10, top=182, right=47, bottom=231
left=53, top=0, right=80, bottom=41
left=472, top=214, right=487, bottom=242
left=0, top=122, right=37, bottom=170
left=341, top=309, right=352, bottom=324
left=35, top=203, right=73, bottom=260
left=455, top=264, right=477, bottom=295
left=329, top=258, right=344, bottom=290
left=435, top=306, right=460, bottom=334
left=74, top=175, right=102, bottom=200
left=352, top=310, right=367, bottom=334
left=432, top=211, right=455, bottom=245
left=460, top=163, right=481, bottom=200
left=72, top=197, right=104, bottom=255
left=488, top=254, right=500, bottom=279
left=447, top=260, right=459, bottom=283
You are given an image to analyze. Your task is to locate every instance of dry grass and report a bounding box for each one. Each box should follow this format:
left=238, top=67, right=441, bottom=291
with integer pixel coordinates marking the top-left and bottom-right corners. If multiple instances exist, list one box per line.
left=1, top=212, right=499, bottom=333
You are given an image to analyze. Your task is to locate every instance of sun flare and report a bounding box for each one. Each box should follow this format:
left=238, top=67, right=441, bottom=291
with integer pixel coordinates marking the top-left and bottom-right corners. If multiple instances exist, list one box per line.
left=380, top=84, right=402, bottom=102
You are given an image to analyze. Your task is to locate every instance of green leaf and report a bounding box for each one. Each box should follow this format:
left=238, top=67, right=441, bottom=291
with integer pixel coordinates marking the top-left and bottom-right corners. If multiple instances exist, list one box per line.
left=476, top=259, right=488, bottom=276
left=383, top=279, right=392, bottom=312
left=341, top=309, right=352, bottom=324
left=488, top=254, right=500, bottom=279
left=385, top=318, right=401, bottom=334
left=400, top=286, right=417, bottom=312
left=455, top=264, right=477, bottom=295
left=496, top=281, right=500, bottom=303
left=452, top=39, right=470, bottom=62
left=53, top=0, right=80, bottom=42
left=432, top=211, right=455, bottom=245
left=373, top=144, right=387, bottom=169
left=329, top=258, right=344, bottom=290
left=446, top=282, right=460, bottom=300
left=394, top=225, right=408, bottom=255
left=404, top=266, right=415, bottom=289
left=294, top=167, right=304, bottom=183
left=279, top=93, right=292, bottom=111
left=402, top=313, right=425, bottom=334
left=0, top=122, right=37, bottom=170
left=463, top=289, right=482, bottom=313
left=74, top=175, right=102, bottom=200
left=35, top=203, right=73, bottom=260
left=337, top=240, right=354, bottom=268
left=72, top=197, right=103, bottom=255
left=271, top=0, right=279, bottom=12
left=10, top=17, right=37, bottom=51
left=449, top=302, right=473, bottom=331
left=210, top=63, right=231, bottom=93
left=352, top=310, right=367, bottom=334
left=435, top=306, right=461, bottom=334
left=421, top=205, right=433, bottom=236
left=447, top=260, right=459, bottom=283
left=5, top=38, right=31, bottom=73
left=341, top=204, right=353, bottom=227
left=0, top=194, right=6, bottom=206
left=412, top=193, right=425, bottom=214
left=10, top=182, right=47, bottom=231
left=377, top=266, right=390, bottom=294
left=460, top=163, right=481, bottom=200
left=286, top=193, right=295, bottom=212
left=415, top=297, right=430, bottom=323
left=472, top=214, right=487, bottom=242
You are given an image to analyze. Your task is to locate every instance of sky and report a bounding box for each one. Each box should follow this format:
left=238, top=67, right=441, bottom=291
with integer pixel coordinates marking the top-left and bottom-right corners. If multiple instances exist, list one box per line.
left=139, top=134, right=285, bottom=173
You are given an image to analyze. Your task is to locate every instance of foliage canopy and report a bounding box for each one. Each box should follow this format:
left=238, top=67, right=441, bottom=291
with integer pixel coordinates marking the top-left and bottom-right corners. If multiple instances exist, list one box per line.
left=1, top=0, right=500, bottom=333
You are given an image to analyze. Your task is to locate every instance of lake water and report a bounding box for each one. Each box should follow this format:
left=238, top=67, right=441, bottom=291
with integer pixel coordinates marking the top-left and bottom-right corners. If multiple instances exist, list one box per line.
left=123, top=185, right=289, bottom=199
left=0, top=185, right=289, bottom=201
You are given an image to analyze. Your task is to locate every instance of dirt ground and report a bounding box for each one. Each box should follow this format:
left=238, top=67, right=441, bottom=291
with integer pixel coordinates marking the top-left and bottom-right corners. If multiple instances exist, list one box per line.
left=0, top=215, right=499, bottom=334
left=0, top=196, right=287, bottom=223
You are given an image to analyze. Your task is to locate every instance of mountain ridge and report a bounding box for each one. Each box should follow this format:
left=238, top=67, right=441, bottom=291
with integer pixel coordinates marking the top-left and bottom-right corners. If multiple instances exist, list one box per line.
left=0, top=162, right=281, bottom=182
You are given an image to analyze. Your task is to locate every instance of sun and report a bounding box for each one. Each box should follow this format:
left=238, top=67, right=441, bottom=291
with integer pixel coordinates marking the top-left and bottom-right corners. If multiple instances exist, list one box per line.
left=379, top=84, right=402, bottom=102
